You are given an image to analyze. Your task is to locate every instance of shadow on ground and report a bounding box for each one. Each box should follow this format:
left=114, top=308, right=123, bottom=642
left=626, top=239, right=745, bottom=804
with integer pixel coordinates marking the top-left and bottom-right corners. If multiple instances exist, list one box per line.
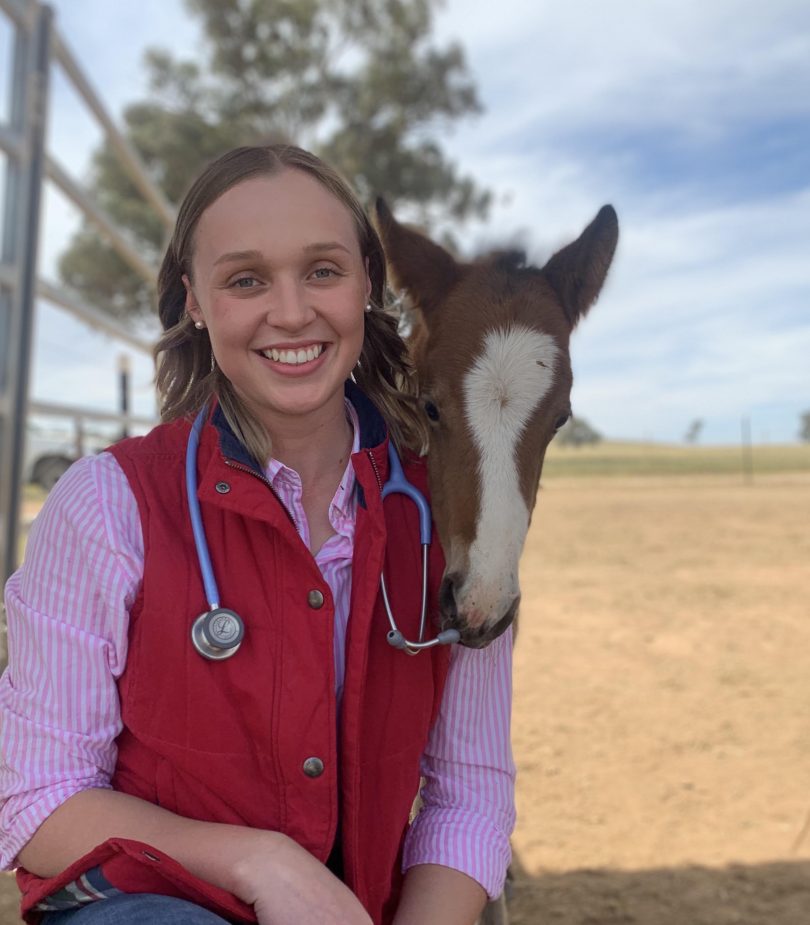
left=2, top=858, right=809, bottom=924
left=506, top=855, right=810, bottom=925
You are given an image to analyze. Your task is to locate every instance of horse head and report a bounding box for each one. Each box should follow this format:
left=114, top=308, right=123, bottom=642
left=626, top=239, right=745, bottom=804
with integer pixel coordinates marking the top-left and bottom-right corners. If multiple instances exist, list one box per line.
left=374, top=199, right=619, bottom=648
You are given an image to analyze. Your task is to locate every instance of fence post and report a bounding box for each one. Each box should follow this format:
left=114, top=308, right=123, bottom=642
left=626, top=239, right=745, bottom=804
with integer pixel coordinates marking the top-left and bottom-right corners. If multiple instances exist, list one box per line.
left=0, top=1, right=53, bottom=590
left=118, top=354, right=131, bottom=440
left=741, top=415, right=754, bottom=485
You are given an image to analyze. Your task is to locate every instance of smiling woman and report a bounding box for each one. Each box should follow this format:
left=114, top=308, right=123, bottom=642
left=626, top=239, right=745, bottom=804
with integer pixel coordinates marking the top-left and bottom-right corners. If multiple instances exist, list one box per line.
left=0, top=144, right=515, bottom=925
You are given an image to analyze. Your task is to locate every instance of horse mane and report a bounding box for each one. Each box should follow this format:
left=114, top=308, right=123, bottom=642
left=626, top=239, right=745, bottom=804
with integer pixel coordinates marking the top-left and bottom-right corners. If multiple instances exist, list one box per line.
left=475, top=247, right=542, bottom=277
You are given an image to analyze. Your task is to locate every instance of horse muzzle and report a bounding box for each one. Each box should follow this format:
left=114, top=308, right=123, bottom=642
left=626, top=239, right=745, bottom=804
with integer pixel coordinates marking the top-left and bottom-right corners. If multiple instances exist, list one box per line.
left=439, top=573, right=520, bottom=648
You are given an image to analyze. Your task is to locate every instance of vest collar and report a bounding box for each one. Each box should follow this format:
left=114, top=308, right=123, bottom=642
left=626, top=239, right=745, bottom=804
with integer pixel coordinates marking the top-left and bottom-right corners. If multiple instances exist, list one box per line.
left=210, top=380, right=388, bottom=475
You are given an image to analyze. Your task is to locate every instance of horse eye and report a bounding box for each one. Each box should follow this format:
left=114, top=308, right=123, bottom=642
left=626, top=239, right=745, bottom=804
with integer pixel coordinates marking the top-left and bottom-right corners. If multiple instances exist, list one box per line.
left=424, top=401, right=440, bottom=423
left=554, top=412, right=571, bottom=432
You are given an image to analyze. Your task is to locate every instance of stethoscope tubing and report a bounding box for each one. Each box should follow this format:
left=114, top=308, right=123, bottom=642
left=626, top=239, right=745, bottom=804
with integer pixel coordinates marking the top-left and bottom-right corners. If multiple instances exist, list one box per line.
left=187, top=407, right=221, bottom=610
left=379, top=443, right=459, bottom=652
left=186, top=404, right=458, bottom=658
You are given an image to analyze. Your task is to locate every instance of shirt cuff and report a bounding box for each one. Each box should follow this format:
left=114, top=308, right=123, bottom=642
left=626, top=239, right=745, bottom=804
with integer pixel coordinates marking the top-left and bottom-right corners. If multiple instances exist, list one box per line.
left=401, top=807, right=513, bottom=900
left=0, top=780, right=112, bottom=871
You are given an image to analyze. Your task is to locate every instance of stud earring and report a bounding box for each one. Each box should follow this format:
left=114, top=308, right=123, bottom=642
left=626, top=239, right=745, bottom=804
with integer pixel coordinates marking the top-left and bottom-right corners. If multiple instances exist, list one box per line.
left=364, top=302, right=373, bottom=313
left=194, top=321, right=204, bottom=330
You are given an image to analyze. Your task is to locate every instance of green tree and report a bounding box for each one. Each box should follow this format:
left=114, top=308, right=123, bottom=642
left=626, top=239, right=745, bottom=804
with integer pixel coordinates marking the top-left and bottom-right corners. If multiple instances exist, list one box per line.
left=684, top=418, right=704, bottom=443
left=799, top=411, right=810, bottom=442
left=556, top=416, right=602, bottom=447
left=59, top=0, right=490, bottom=321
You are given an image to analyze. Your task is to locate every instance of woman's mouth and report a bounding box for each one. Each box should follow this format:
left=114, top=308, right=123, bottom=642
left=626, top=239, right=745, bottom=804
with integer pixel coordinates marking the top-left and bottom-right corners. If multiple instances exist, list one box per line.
left=260, top=343, right=325, bottom=366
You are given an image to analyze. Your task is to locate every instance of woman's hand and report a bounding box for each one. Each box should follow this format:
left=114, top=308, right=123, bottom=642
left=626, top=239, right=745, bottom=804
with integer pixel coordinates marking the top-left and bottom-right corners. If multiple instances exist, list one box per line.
left=231, top=830, right=372, bottom=925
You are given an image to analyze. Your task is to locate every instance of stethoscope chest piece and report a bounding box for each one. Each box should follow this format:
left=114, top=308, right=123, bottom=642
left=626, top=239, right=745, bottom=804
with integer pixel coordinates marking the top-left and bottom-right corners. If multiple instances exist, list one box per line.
left=191, top=608, right=245, bottom=660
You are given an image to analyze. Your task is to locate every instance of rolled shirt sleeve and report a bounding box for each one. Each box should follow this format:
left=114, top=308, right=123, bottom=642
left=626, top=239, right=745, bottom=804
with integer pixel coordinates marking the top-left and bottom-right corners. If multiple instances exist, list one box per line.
left=403, top=626, right=516, bottom=899
left=0, top=454, right=141, bottom=868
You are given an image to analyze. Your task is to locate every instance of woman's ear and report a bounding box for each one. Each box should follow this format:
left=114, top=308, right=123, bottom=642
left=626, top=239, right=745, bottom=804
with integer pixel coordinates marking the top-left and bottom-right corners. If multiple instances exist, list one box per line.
left=364, top=257, right=372, bottom=303
left=182, top=274, right=202, bottom=325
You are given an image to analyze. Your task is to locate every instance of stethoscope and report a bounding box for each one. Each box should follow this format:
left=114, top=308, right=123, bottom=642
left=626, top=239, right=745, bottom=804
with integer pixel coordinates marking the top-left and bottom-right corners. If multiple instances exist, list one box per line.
left=187, top=406, right=460, bottom=660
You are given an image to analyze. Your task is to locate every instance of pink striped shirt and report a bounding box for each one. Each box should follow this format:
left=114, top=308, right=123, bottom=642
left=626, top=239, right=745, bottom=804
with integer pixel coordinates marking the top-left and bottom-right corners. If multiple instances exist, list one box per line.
left=0, top=415, right=515, bottom=899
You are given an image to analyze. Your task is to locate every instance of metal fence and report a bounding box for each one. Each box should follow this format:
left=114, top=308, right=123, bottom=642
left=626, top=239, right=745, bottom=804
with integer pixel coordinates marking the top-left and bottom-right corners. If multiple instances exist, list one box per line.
left=0, top=0, right=174, bottom=590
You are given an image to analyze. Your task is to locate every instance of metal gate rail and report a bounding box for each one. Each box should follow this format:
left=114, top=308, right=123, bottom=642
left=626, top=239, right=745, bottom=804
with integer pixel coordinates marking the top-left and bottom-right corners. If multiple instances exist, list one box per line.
left=0, top=0, right=173, bottom=590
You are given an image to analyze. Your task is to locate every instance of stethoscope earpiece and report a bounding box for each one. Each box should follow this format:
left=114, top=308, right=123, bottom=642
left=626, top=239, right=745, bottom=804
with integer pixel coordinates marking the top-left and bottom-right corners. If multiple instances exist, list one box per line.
left=386, top=629, right=409, bottom=650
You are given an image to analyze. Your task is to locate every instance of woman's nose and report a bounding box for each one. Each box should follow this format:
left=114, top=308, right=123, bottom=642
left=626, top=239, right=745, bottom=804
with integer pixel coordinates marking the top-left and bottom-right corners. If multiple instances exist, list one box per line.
left=267, top=282, right=316, bottom=330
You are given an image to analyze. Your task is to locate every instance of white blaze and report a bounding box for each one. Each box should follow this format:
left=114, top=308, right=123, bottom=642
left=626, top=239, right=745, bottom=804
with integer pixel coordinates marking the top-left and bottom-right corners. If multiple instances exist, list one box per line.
left=461, top=325, right=559, bottom=625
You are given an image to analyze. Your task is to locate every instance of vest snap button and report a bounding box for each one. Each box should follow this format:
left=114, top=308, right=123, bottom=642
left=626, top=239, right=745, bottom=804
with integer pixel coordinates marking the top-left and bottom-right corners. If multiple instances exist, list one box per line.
left=307, top=589, right=325, bottom=609
left=302, top=756, right=325, bottom=778
left=215, top=481, right=231, bottom=494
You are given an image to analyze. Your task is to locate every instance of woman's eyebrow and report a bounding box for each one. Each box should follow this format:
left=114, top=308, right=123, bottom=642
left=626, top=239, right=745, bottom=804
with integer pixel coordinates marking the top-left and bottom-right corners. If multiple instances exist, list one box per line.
left=302, top=241, right=352, bottom=255
left=213, top=249, right=264, bottom=267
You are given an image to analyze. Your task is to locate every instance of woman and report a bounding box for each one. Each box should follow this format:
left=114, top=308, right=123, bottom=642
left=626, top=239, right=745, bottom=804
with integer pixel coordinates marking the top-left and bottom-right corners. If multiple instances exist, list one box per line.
left=0, top=145, right=514, bottom=925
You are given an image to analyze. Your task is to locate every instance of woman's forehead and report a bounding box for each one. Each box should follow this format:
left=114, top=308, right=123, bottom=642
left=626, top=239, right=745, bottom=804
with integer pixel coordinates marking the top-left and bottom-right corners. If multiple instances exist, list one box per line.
left=194, top=169, right=361, bottom=261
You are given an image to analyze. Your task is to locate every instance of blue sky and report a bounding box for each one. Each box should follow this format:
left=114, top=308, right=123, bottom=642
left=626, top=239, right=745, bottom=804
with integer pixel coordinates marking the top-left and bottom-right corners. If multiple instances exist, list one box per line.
left=5, top=0, right=809, bottom=444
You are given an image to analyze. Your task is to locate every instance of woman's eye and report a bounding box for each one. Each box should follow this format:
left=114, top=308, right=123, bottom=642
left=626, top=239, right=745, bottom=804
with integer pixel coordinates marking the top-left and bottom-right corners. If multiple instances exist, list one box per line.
left=312, top=266, right=337, bottom=280
left=424, top=401, right=440, bottom=423
left=554, top=412, right=571, bottom=432
left=232, top=276, right=259, bottom=289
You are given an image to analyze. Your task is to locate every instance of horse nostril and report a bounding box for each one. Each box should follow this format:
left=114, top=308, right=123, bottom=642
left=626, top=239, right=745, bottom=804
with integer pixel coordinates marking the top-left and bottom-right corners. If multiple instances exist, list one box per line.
left=439, top=574, right=459, bottom=622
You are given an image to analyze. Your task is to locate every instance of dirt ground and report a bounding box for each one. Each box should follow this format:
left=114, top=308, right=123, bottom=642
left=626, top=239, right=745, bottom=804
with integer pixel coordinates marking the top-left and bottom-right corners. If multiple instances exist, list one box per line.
left=506, top=471, right=810, bottom=924
left=2, top=471, right=809, bottom=923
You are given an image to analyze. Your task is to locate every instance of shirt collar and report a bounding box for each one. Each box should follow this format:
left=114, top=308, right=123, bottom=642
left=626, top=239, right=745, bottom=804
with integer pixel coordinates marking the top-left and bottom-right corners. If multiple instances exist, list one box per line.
left=263, top=398, right=360, bottom=519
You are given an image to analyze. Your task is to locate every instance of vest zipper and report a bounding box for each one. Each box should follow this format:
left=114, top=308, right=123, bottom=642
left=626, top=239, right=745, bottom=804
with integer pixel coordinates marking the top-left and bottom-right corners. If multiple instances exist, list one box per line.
left=365, top=448, right=384, bottom=494
left=222, top=457, right=301, bottom=535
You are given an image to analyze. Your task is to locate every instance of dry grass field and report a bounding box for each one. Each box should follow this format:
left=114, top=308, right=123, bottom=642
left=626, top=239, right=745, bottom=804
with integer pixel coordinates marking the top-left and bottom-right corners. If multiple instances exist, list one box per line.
left=2, top=442, right=810, bottom=923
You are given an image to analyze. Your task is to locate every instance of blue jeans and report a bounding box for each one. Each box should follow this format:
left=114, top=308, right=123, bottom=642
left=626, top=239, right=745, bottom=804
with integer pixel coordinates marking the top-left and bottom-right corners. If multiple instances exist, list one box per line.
left=41, top=893, right=235, bottom=924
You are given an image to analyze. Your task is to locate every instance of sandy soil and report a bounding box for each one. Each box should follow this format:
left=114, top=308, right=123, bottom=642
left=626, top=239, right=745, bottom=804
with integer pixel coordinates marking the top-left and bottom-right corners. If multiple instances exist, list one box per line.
left=506, top=472, right=810, bottom=923
left=3, top=472, right=809, bottom=923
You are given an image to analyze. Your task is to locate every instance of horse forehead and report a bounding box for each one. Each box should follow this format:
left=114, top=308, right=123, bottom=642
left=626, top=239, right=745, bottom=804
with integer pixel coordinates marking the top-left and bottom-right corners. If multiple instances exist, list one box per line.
left=463, top=324, right=561, bottom=434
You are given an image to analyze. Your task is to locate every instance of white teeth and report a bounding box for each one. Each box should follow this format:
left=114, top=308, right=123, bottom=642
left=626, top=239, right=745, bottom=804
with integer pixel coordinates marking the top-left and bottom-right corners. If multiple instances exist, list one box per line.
left=263, top=344, right=323, bottom=365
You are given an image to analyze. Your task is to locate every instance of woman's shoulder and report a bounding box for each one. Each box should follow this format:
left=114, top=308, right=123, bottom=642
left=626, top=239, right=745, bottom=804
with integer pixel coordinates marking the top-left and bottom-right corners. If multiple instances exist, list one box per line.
left=32, top=451, right=138, bottom=539
left=106, top=419, right=192, bottom=462
left=16, top=451, right=143, bottom=611
left=44, top=450, right=130, bottom=504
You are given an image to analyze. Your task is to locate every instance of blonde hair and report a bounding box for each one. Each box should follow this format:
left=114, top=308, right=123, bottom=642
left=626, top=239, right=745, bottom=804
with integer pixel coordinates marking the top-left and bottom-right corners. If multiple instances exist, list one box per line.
left=154, top=144, right=428, bottom=463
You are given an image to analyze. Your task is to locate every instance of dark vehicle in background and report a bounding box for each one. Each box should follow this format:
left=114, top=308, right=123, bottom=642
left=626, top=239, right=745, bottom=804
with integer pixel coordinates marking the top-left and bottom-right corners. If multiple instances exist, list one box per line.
left=24, top=425, right=112, bottom=491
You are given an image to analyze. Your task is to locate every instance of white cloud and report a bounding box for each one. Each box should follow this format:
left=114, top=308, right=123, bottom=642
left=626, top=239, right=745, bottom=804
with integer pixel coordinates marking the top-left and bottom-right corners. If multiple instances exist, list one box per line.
left=436, top=0, right=810, bottom=135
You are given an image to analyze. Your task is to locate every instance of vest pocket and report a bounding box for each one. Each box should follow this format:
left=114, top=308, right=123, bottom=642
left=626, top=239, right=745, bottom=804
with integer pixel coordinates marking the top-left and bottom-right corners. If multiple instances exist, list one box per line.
left=152, top=749, right=283, bottom=832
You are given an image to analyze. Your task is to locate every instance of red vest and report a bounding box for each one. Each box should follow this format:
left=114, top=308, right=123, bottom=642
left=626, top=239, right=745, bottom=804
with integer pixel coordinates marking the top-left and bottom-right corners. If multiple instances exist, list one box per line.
left=17, top=394, right=450, bottom=924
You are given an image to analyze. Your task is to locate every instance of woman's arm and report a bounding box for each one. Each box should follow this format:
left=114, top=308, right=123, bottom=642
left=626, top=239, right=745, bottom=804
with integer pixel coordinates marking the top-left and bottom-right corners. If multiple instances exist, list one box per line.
left=18, top=788, right=371, bottom=925
left=0, top=455, right=137, bottom=869
left=393, top=864, right=487, bottom=925
left=402, top=627, right=516, bottom=902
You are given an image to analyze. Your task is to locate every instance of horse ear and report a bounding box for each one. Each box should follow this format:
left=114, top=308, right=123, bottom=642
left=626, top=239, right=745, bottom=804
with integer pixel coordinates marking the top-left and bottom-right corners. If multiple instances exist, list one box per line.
left=373, top=197, right=460, bottom=317
left=541, top=205, right=619, bottom=327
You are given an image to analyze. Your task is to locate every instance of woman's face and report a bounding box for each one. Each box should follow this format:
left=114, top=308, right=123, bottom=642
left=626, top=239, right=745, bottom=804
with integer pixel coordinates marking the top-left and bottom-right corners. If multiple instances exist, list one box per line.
left=184, top=168, right=371, bottom=435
